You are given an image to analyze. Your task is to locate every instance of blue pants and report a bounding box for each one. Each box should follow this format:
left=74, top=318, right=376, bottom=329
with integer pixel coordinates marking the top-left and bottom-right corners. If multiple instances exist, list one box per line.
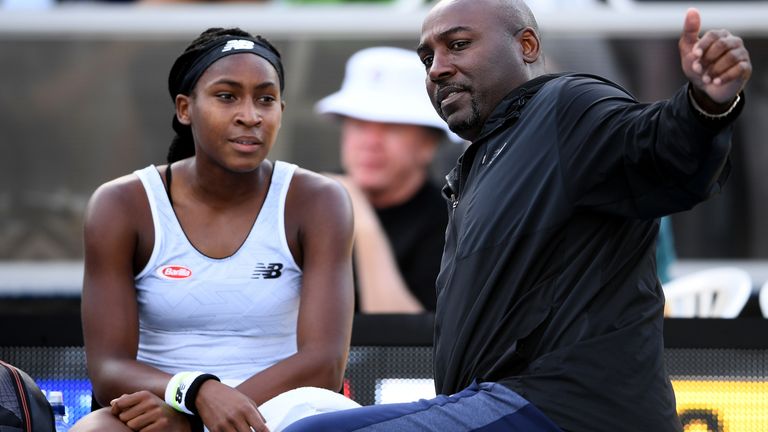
left=281, top=381, right=562, bottom=431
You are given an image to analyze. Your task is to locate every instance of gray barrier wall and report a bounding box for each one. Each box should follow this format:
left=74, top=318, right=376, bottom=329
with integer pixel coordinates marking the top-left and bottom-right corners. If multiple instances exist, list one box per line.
left=1, top=3, right=767, bottom=260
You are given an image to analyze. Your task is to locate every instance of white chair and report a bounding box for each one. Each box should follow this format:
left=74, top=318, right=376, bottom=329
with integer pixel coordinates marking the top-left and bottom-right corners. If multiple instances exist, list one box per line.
left=760, top=280, right=768, bottom=318
left=662, top=267, right=752, bottom=318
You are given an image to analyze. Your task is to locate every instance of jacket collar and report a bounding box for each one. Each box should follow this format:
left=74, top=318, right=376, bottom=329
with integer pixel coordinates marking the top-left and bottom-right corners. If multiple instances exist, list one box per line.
left=475, top=73, right=563, bottom=142
left=442, top=74, right=564, bottom=203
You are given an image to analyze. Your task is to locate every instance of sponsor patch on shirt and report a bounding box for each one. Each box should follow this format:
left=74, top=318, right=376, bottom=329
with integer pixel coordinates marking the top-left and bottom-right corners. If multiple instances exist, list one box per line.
left=157, top=265, right=193, bottom=280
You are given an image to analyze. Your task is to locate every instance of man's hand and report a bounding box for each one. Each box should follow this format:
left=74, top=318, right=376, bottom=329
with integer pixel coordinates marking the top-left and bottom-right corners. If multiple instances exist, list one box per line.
left=679, top=8, right=751, bottom=109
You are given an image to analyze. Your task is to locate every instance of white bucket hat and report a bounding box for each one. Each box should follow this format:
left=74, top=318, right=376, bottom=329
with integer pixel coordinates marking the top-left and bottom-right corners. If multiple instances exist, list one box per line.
left=315, top=46, right=460, bottom=142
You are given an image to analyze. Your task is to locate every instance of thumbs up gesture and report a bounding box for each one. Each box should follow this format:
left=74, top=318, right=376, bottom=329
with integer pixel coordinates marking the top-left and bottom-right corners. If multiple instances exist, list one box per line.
left=679, top=8, right=751, bottom=110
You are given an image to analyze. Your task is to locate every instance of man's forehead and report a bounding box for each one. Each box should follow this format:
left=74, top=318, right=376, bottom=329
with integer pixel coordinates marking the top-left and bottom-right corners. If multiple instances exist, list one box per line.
left=429, top=0, right=500, bottom=16
left=422, top=0, right=498, bottom=33
left=420, top=5, right=490, bottom=47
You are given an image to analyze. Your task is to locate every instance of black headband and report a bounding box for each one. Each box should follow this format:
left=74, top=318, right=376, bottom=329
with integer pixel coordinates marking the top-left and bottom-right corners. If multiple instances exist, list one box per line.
left=168, top=36, right=284, bottom=100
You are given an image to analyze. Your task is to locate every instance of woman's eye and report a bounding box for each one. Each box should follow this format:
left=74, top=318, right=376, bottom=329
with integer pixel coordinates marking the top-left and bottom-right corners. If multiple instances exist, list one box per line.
left=216, top=93, right=235, bottom=101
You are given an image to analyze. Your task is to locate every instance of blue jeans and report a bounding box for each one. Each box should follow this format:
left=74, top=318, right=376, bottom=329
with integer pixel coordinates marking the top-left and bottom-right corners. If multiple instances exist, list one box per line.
left=281, top=381, right=562, bottom=431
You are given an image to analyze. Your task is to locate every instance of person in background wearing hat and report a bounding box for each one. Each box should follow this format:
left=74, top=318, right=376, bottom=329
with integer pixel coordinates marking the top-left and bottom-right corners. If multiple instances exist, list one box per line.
left=316, top=46, right=461, bottom=313
left=70, top=27, right=360, bottom=432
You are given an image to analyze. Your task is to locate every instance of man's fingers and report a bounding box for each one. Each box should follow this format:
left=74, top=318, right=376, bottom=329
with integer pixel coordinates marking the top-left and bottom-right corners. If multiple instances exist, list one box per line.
left=693, top=32, right=751, bottom=86
left=680, top=8, right=702, bottom=54
left=711, top=60, right=752, bottom=87
left=703, top=42, right=749, bottom=79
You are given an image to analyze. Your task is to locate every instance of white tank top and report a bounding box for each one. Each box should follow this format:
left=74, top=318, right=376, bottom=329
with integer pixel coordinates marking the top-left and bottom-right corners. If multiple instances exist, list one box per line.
left=133, top=161, right=301, bottom=386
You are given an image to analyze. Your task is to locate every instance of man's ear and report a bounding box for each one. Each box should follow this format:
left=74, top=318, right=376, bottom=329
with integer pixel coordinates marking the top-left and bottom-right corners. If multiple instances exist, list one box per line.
left=175, top=94, right=191, bottom=125
left=519, top=28, right=541, bottom=64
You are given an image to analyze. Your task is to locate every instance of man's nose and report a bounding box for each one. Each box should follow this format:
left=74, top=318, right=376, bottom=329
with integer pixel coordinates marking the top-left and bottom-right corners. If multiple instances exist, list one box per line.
left=428, top=52, right=454, bottom=82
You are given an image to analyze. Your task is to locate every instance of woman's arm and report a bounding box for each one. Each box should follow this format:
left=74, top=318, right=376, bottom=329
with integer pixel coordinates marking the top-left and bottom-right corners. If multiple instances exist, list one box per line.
left=81, top=175, right=172, bottom=406
left=81, top=173, right=268, bottom=432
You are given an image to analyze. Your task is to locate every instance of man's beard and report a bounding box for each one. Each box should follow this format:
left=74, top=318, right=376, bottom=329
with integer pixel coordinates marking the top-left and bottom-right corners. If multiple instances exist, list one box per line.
left=444, top=97, right=481, bottom=135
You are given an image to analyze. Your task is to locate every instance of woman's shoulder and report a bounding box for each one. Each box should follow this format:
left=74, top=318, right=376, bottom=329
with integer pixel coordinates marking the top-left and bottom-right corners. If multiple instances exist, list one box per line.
left=85, top=167, right=157, bottom=224
left=287, top=166, right=347, bottom=200
left=94, top=168, right=154, bottom=201
left=284, top=165, right=352, bottom=221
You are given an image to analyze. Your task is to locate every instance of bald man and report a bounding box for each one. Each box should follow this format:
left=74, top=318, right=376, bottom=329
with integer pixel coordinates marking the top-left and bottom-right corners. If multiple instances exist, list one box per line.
left=284, top=1, right=751, bottom=430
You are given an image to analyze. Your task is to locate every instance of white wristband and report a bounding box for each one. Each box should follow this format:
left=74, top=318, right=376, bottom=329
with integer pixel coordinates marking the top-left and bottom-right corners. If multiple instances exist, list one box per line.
left=164, top=371, right=208, bottom=415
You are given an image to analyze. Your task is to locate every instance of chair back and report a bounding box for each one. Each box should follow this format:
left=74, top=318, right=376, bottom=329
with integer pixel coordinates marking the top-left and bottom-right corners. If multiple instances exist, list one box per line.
left=760, top=280, right=768, bottom=318
left=662, top=267, right=752, bottom=318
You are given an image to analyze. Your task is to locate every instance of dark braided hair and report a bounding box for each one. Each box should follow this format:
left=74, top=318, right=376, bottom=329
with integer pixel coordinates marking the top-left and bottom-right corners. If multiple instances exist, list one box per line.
left=166, top=28, right=284, bottom=164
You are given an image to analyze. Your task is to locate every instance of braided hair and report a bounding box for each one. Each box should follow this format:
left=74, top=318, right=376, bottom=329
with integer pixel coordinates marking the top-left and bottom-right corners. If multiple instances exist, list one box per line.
left=166, top=28, right=284, bottom=164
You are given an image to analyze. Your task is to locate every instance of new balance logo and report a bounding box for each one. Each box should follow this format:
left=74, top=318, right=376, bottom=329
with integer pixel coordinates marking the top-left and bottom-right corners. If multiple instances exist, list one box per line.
left=252, top=263, right=283, bottom=279
left=222, top=39, right=255, bottom=52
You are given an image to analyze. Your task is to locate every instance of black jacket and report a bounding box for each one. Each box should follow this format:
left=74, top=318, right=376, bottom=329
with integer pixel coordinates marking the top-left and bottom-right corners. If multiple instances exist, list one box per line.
left=434, top=73, right=741, bottom=431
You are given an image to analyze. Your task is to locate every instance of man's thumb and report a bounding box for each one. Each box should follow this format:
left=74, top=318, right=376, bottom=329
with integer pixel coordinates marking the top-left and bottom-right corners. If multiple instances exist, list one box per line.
left=680, top=8, right=701, bottom=51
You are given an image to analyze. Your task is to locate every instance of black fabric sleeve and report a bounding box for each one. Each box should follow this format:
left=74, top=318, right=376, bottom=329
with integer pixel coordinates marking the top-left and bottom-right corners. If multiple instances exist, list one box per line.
left=555, top=76, right=737, bottom=218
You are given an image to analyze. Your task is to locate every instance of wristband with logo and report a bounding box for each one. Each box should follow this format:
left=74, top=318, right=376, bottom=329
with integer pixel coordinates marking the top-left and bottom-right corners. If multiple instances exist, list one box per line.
left=164, top=371, right=220, bottom=415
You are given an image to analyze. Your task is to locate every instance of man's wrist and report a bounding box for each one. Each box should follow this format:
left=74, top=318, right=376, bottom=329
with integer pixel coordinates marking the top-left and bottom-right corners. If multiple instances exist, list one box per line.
left=688, top=86, right=741, bottom=120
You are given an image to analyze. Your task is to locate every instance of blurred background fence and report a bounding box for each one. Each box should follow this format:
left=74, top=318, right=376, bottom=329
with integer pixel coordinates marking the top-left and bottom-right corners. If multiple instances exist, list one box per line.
left=1, top=0, right=767, bottom=292
left=2, top=3, right=768, bottom=430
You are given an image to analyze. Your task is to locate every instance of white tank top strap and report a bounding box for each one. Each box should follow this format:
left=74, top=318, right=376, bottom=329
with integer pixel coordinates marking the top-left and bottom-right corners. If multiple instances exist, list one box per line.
left=133, top=165, right=172, bottom=280
left=251, top=161, right=298, bottom=269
